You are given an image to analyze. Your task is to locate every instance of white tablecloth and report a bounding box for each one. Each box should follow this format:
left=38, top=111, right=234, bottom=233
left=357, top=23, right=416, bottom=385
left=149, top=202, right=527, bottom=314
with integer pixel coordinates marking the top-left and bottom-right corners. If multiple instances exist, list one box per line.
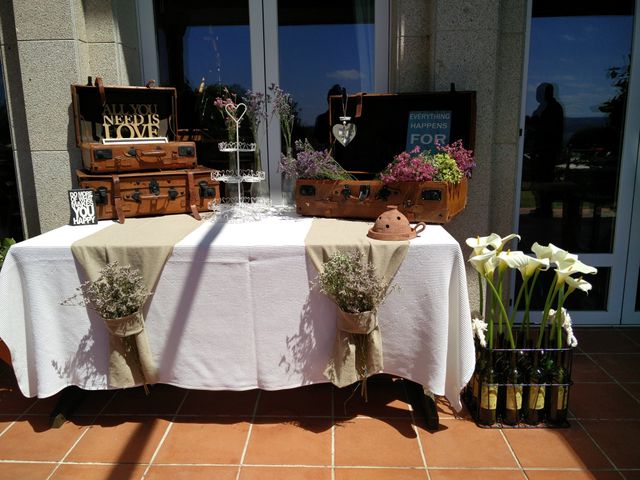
left=0, top=215, right=474, bottom=411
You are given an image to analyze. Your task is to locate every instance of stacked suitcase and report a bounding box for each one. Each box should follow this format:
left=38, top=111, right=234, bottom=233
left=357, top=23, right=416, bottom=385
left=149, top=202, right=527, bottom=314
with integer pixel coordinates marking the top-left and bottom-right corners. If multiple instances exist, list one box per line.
left=71, top=77, right=220, bottom=223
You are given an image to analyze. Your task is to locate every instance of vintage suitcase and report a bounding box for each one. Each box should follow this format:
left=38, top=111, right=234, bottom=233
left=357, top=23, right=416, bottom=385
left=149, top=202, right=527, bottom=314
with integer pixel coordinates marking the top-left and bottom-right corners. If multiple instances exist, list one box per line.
left=76, top=167, right=220, bottom=223
left=295, top=177, right=468, bottom=224
left=71, top=77, right=198, bottom=173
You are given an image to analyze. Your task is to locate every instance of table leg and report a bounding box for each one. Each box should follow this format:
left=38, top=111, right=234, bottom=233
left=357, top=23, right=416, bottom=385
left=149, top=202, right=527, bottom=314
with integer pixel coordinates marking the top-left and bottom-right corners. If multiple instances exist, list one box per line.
left=403, top=379, right=439, bottom=430
left=49, top=386, right=87, bottom=428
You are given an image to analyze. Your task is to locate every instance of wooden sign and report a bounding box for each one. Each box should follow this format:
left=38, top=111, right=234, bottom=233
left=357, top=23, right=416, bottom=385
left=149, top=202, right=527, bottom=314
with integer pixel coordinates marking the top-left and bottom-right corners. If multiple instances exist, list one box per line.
left=68, top=188, right=97, bottom=225
left=102, top=103, right=161, bottom=140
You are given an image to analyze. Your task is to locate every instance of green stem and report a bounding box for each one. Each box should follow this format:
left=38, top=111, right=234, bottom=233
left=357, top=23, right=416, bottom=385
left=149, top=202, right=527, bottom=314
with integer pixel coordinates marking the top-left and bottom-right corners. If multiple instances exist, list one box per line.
left=496, top=269, right=505, bottom=335
left=536, top=275, right=559, bottom=349
left=512, top=276, right=527, bottom=333
left=486, top=276, right=515, bottom=348
left=477, top=271, right=484, bottom=316
left=555, top=286, right=566, bottom=349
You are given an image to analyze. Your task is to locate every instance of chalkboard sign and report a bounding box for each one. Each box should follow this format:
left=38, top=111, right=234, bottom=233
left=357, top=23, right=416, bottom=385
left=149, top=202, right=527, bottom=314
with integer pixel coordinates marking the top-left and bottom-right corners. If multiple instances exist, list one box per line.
left=329, top=90, right=476, bottom=175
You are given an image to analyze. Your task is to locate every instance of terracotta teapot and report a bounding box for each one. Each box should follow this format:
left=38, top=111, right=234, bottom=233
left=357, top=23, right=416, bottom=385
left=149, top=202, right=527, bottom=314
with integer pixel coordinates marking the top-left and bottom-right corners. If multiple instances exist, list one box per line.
left=367, top=205, right=426, bottom=241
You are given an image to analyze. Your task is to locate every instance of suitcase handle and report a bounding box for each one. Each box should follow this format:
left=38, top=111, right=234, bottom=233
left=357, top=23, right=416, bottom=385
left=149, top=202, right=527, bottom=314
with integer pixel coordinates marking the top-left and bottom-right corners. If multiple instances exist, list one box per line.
left=129, top=189, right=180, bottom=202
left=139, top=150, right=167, bottom=158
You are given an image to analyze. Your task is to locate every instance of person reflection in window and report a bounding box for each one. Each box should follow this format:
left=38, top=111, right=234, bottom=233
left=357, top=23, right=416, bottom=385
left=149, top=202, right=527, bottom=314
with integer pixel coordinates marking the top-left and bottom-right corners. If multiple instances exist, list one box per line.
left=527, top=82, right=564, bottom=217
left=313, top=84, right=343, bottom=148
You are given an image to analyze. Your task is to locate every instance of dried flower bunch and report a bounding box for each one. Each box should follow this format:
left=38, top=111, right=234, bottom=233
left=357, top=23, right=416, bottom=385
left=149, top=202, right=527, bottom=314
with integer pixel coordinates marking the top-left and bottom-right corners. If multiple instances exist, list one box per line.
left=63, top=261, right=150, bottom=319
left=279, top=139, right=354, bottom=181
left=316, top=251, right=388, bottom=313
left=269, top=83, right=295, bottom=154
left=380, top=140, right=475, bottom=183
left=213, top=87, right=239, bottom=141
left=242, top=89, right=267, bottom=139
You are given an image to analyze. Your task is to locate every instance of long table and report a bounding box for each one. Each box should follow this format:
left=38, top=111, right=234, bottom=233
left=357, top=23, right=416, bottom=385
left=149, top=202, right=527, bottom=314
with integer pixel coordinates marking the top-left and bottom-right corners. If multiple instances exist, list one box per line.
left=0, top=215, right=474, bottom=411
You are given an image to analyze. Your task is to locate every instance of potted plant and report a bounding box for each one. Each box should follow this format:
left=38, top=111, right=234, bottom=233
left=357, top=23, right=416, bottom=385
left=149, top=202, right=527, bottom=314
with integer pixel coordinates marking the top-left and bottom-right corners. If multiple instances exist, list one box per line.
left=465, top=234, right=597, bottom=427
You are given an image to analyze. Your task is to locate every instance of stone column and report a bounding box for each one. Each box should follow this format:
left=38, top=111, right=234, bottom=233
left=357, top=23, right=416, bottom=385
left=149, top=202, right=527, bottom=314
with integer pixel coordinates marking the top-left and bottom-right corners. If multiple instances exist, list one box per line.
left=2, top=0, right=141, bottom=235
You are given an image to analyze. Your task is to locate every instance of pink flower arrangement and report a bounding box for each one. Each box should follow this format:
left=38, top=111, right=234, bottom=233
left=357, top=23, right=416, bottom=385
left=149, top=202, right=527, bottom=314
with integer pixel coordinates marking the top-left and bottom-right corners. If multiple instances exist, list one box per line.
left=437, top=139, right=475, bottom=178
left=379, top=146, right=437, bottom=182
left=379, top=141, right=475, bottom=183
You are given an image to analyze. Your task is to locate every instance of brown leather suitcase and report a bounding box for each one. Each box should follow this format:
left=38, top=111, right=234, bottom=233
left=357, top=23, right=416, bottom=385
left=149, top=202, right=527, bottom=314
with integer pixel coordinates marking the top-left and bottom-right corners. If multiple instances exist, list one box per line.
left=71, top=78, right=198, bottom=173
left=76, top=167, right=220, bottom=223
left=295, top=177, right=468, bottom=224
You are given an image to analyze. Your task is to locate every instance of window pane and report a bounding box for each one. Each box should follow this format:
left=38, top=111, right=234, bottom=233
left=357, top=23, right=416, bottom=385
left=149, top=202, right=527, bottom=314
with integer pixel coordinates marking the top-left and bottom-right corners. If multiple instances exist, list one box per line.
left=154, top=0, right=253, bottom=171
left=519, top=4, right=634, bottom=254
left=516, top=267, right=610, bottom=312
left=277, top=0, right=375, bottom=150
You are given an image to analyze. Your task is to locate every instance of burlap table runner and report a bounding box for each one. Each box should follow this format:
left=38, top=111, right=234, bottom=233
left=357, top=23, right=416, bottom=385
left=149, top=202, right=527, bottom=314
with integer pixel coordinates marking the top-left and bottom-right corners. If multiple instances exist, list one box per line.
left=304, top=218, right=409, bottom=388
left=71, top=214, right=202, bottom=389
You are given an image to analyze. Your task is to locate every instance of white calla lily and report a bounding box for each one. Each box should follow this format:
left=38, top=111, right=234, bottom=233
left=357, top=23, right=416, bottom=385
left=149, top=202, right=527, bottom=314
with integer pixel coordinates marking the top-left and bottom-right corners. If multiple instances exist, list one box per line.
left=565, top=275, right=592, bottom=294
left=497, top=250, right=550, bottom=279
left=531, top=242, right=578, bottom=264
left=465, top=233, right=520, bottom=256
left=468, top=250, right=499, bottom=277
left=465, top=233, right=502, bottom=256
left=555, top=258, right=598, bottom=285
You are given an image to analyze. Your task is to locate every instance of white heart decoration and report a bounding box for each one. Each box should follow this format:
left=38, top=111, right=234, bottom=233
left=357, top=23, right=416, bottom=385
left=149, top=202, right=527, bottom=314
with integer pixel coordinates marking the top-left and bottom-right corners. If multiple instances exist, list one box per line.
left=332, top=123, right=357, bottom=147
left=225, top=102, right=247, bottom=123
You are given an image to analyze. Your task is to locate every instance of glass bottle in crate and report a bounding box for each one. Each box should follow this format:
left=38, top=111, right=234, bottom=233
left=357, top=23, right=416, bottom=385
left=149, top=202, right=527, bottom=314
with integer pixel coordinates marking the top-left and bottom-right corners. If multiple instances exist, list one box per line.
left=470, top=347, right=487, bottom=412
left=547, top=349, right=569, bottom=425
left=478, top=351, right=498, bottom=426
left=524, top=350, right=546, bottom=425
left=503, top=351, right=523, bottom=425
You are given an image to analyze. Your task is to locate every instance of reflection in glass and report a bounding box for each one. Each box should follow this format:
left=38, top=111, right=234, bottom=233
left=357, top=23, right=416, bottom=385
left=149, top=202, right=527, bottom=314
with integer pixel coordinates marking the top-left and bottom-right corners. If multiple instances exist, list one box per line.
left=515, top=267, right=610, bottom=312
left=519, top=7, right=633, bottom=254
left=277, top=0, right=375, bottom=150
left=154, top=1, right=254, bottom=172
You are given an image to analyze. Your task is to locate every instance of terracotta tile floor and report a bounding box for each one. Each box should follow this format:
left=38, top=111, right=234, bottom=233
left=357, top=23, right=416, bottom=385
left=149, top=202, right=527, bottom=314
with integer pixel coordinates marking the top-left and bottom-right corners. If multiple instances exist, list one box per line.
left=0, top=327, right=638, bottom=480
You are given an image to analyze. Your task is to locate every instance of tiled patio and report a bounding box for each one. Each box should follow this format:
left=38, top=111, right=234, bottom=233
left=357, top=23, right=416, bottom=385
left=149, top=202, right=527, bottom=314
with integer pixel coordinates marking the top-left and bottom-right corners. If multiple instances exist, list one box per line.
left=0, top=327, right=638, bottom=480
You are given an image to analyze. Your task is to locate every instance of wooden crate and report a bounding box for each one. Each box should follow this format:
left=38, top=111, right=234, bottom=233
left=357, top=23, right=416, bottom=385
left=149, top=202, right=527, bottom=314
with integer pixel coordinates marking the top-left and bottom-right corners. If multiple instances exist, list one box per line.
left=295, top=177, right=467, bottom=223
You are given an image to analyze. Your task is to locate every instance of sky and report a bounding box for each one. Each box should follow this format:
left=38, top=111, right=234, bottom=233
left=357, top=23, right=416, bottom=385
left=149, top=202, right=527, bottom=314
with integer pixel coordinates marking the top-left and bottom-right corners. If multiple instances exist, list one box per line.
left=183, top=23, right=374, bottom=126
left=526, top=15, right=633, bottom=118
left=182, top=12, right=633, bottom=125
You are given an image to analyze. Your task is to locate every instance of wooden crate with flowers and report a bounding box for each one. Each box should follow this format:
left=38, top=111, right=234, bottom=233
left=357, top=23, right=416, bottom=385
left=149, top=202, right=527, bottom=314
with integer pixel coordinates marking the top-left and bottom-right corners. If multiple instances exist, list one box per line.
left=289, top=139, right=474, bottom=223
left=464, top=234, right=597, bottom=427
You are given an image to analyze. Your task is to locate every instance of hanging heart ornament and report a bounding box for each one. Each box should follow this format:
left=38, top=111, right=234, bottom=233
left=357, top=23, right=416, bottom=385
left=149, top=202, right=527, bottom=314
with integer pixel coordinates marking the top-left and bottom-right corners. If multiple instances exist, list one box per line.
left=332, top=117, right=357, bottom=147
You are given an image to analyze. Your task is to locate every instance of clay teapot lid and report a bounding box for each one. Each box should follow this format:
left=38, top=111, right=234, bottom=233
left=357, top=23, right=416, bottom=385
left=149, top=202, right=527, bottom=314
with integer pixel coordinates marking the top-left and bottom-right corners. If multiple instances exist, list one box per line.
left=367, top=205, right=426, bottom=241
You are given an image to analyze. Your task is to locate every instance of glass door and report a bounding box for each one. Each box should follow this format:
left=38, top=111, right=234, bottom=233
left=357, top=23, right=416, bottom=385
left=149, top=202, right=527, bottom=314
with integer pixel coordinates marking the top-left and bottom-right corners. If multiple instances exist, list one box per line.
left=516, top=1, right=639, bottom=324
left=145, top=0, right=388, bottom=202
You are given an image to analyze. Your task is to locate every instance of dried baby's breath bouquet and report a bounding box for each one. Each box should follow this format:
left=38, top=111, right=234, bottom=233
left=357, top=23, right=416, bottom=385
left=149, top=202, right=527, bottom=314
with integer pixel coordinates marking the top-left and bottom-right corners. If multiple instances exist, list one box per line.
left=317, top=250, right=391, bottom=401
left=317, top=250, right=388, bottom=313
left=63, top=261, right=150, bottom=319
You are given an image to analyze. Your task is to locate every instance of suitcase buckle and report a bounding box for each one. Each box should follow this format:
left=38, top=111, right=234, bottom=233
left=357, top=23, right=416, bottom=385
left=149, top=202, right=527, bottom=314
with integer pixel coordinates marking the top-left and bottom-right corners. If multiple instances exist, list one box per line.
left=93, top=186, right=108, bottom=204
left=149, top=179, right=160, bottom=195
left=198, top=181, right=215, bottom=198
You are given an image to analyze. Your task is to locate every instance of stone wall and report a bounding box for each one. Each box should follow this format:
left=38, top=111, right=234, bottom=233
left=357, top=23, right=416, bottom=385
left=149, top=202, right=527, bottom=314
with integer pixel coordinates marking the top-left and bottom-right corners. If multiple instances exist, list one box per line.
left=391, top=0, right=528, bottom=311
left=0, top=0, right=141, bottom=235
